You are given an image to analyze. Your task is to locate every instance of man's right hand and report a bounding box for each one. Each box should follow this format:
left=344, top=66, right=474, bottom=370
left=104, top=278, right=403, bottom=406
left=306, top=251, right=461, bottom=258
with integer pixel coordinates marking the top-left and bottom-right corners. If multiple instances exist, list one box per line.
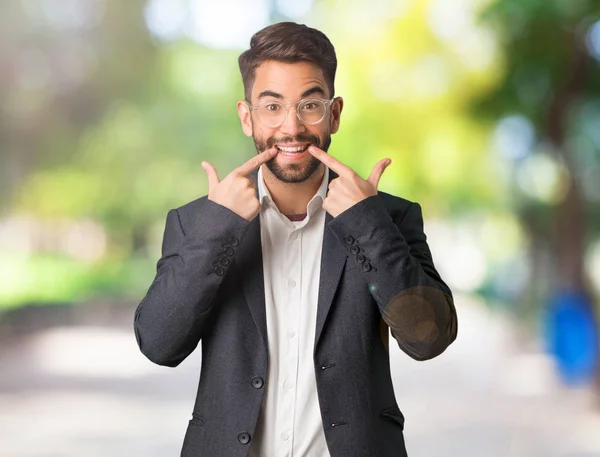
left=201, top=147, right=278, bottom=221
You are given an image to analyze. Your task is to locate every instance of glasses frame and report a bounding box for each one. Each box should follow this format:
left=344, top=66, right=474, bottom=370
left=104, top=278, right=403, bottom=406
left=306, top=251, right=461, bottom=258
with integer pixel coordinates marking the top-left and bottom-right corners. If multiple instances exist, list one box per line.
left=246, top=97, right=335, bottom=128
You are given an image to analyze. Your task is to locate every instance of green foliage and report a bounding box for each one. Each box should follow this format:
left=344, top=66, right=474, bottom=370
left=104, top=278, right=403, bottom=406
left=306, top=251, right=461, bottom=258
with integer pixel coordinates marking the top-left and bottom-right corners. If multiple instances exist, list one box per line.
left=474, top=0, right=600, bottom=217
left=476, top=0, right=600, bottom=126
left=320, top=0, right=506, bottom=213
left=3, top=0, right=510, bottom=308
left=9, top=0, right=599, bottom=309
left=0, top=253, right=154, bottom=310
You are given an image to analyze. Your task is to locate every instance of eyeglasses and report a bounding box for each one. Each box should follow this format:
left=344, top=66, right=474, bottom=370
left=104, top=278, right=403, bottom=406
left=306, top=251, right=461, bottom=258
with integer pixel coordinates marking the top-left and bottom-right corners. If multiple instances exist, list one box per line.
left=246, top=97, right=334, bottom=128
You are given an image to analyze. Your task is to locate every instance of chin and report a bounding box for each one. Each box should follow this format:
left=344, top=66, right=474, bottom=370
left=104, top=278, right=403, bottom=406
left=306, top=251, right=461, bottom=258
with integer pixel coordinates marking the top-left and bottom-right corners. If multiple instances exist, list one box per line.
left=266, top=157, right=321, bottom=184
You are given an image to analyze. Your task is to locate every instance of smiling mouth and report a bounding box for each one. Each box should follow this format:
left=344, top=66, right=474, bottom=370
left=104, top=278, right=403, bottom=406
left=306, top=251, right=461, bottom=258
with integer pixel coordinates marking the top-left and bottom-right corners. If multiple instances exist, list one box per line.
left=275, top=144, right=311, bottom=154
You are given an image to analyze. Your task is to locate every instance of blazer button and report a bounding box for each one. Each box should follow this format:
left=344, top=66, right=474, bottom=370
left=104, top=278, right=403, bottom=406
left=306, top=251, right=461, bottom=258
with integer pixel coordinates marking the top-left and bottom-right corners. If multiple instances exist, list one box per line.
left=224, top=247, right=235, bottom=256
left=350, top=245, right=360, bottom=255
left=219, top=257, right=230, bottom=266
left=361, top=262, right=372, bottom=272
left=228, top=237, right=240, bottom=247
left=251, top=376, right=264, bottom=389
left=214, top=266, right=225, bottom=276
left=356, top=254, right=366, bottom=263
left=238, top=432, right=251, bottom=445
left=343, top=235, right=354, bottom=245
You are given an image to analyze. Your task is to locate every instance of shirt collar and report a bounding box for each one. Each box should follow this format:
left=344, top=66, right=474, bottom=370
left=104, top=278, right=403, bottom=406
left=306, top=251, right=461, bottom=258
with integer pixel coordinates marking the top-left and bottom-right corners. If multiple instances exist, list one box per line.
left=258, top=165, right=329, bottom=217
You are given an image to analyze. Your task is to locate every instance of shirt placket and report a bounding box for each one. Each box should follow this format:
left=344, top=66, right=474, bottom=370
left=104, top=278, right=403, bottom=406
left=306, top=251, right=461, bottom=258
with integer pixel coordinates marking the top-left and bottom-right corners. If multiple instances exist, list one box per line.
left=278, top=225, right=302, bottom=456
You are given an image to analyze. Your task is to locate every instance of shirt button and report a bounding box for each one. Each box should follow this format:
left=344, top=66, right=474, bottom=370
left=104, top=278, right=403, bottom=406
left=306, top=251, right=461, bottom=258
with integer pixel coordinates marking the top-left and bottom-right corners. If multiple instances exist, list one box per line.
left=281, top=432, right=289, bottom=441
left=288, top=330, right=296, bottom=338
left=291, top=232, right=299, bottom=240
left=283, top=381, right=293, bottom=390
left=238, top=432, right=251, bottom=444
left=289, top=279, right=296, bottom=288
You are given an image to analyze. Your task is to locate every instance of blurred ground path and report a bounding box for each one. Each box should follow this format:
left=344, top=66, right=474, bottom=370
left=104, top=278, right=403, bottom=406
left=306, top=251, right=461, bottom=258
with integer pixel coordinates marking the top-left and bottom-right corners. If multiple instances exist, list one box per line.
left=0, top=294, right=599, bottom=457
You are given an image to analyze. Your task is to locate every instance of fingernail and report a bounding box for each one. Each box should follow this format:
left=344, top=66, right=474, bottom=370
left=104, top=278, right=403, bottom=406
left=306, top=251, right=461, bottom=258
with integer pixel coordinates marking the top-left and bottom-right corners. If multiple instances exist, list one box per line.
left=270, top=148, right=278, bottom=155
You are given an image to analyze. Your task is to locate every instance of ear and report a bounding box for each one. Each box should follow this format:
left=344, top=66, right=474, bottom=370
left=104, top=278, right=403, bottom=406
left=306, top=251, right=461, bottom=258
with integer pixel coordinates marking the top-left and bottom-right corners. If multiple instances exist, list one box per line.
left=237, top=100, right=253, bottom=137
left=329, top=96, right=343, bottom=134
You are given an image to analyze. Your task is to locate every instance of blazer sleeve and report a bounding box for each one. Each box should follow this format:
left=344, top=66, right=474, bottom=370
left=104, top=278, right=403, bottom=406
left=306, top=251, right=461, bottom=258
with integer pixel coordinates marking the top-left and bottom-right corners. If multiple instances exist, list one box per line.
left=328, top=195, right=457, bottom=361
left=134, top=198, right=251, bottom=367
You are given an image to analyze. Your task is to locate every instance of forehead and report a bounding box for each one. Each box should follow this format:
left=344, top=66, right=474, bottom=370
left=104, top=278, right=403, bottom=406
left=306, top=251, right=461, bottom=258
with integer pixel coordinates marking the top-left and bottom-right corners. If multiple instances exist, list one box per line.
left=251, top=60, right=327, bottom=101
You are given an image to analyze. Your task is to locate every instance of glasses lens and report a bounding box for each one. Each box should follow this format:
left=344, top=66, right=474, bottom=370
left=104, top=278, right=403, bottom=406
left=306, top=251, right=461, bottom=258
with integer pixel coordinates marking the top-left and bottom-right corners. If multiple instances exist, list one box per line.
left=298, top=99, right=326, bottom=124
left=257, top=102, right=285, bottom=127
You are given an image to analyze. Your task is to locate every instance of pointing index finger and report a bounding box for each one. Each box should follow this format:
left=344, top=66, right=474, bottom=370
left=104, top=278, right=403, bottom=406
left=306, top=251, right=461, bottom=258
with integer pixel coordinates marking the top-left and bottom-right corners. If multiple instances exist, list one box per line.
left=236, top=147, right=278, bottom=176
left=307, top=146, right=352, bottom=177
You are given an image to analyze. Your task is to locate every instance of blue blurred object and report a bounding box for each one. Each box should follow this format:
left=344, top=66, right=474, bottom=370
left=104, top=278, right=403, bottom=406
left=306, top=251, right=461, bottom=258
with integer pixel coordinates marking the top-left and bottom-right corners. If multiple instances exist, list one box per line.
left=545, top=289, right=599, bottom=385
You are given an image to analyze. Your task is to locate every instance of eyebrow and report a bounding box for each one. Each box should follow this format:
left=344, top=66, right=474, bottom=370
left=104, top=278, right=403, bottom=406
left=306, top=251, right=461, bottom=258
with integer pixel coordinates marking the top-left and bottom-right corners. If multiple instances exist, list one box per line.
left=257, top=86, right=326, bottom=100
left=257, top=90, right=283, bottom=99
left=301, top=86, right=326, bottom=98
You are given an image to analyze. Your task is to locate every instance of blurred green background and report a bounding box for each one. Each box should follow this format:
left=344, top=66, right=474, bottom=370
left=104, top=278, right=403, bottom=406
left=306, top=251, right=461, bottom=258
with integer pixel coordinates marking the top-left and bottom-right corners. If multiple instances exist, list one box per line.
left=1, top=0, right=600, bottom=455
left=3, top=0, right=600, bottom=330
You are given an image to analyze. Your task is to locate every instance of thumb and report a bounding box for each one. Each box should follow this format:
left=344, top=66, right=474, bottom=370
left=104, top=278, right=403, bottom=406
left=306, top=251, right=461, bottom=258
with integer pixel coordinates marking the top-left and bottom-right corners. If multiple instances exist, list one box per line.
left=367, top=159, right=391, bottom=189
left=201, top=161, right=220, bottom=191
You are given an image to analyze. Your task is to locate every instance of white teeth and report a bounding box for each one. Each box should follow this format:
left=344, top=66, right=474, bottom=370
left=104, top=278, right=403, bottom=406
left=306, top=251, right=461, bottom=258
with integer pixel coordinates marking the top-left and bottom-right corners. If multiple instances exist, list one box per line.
left=277, top=145, right=308, bottom=153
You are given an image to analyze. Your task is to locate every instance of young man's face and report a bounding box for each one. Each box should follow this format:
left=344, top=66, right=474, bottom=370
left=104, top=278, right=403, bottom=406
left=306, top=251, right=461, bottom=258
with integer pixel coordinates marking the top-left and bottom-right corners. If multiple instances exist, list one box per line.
left=237, top=61, right=343, bottom=183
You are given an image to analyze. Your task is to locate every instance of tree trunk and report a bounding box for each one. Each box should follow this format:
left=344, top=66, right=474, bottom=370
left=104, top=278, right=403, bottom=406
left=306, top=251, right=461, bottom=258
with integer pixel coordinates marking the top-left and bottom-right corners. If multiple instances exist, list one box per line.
left=546, top=30, right=600, bottom=393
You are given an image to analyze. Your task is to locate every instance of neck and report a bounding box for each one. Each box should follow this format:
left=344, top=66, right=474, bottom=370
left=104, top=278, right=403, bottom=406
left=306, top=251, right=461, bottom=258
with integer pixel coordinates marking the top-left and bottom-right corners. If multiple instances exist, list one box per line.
left=261, top=164, right=326, bottom=215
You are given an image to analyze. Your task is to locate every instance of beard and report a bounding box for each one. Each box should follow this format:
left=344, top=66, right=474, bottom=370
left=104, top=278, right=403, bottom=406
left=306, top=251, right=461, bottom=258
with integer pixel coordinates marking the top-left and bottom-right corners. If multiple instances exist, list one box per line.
left=253, top=132, right=332, bottom=184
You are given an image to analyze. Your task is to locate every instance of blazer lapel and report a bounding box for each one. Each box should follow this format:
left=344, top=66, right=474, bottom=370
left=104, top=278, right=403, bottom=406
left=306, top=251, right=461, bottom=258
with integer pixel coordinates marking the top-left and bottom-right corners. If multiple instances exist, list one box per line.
left=238, top=216, right=269, bottom=350
left=314, top=209, right=348, bottom=351
left=239, top=169, right=268, bottom=349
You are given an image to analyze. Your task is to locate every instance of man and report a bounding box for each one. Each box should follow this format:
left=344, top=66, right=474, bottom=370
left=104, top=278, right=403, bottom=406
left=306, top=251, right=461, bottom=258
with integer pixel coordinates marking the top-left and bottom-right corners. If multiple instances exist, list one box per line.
left=134, top=22, right=457, bottom=457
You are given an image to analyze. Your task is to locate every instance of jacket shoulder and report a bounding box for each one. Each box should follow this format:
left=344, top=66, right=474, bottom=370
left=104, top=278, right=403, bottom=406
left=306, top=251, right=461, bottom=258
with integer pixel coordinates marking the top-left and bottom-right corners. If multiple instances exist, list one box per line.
left=176, top=195, right=208, bottom=213
left=172, top=192, right=415, bottom=226
left=172, top=195, right=209, bottom=232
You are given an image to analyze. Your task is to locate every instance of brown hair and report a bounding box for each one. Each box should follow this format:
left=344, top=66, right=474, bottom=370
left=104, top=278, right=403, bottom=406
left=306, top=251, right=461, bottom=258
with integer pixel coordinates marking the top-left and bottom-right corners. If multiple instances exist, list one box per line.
left=238, top=22, right=337, bottom=101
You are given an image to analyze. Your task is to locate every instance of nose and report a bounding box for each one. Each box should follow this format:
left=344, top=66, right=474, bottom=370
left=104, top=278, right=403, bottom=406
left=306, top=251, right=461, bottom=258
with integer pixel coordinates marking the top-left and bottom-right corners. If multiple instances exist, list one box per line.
left=279, top=106, right=306, bottom=136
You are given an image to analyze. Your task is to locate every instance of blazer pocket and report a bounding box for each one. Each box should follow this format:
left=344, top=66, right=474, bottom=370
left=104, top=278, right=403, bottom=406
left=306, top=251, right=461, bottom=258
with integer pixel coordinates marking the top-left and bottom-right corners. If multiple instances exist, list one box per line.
left=379, top=405, right=405, bottom=430
left=189, top=413, right=205, bottom=427
left=182, top=413, right=206, bottom=456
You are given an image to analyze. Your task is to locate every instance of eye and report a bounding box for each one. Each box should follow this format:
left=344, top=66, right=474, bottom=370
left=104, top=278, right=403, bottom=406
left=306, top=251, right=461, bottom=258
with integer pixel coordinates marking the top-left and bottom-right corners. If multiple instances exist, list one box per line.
left=264, top=103, right=281, bottom=112
left=301, top=100, right=321, bottom=111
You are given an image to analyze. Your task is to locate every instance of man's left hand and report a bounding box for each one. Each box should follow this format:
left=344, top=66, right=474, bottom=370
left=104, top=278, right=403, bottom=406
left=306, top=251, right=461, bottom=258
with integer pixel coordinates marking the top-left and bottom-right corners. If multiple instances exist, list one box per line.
left=308, top=145, right=391, bottom=217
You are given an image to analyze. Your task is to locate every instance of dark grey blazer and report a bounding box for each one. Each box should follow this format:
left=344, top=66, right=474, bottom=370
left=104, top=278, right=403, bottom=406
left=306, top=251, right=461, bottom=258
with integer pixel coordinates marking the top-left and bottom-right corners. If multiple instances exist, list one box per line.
left=134, top=168, right=457, bottom=457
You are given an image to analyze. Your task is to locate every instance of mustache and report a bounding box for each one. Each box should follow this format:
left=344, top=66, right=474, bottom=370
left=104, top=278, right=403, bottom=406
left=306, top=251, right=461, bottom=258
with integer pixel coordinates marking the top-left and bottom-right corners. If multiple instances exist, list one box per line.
left=266, top=134, right=320, bottom=148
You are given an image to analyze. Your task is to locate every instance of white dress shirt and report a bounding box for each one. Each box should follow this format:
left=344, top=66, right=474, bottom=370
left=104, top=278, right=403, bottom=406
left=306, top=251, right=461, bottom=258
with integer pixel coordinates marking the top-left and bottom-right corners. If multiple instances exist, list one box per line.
left=248, top=165, right=331, bottom=457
